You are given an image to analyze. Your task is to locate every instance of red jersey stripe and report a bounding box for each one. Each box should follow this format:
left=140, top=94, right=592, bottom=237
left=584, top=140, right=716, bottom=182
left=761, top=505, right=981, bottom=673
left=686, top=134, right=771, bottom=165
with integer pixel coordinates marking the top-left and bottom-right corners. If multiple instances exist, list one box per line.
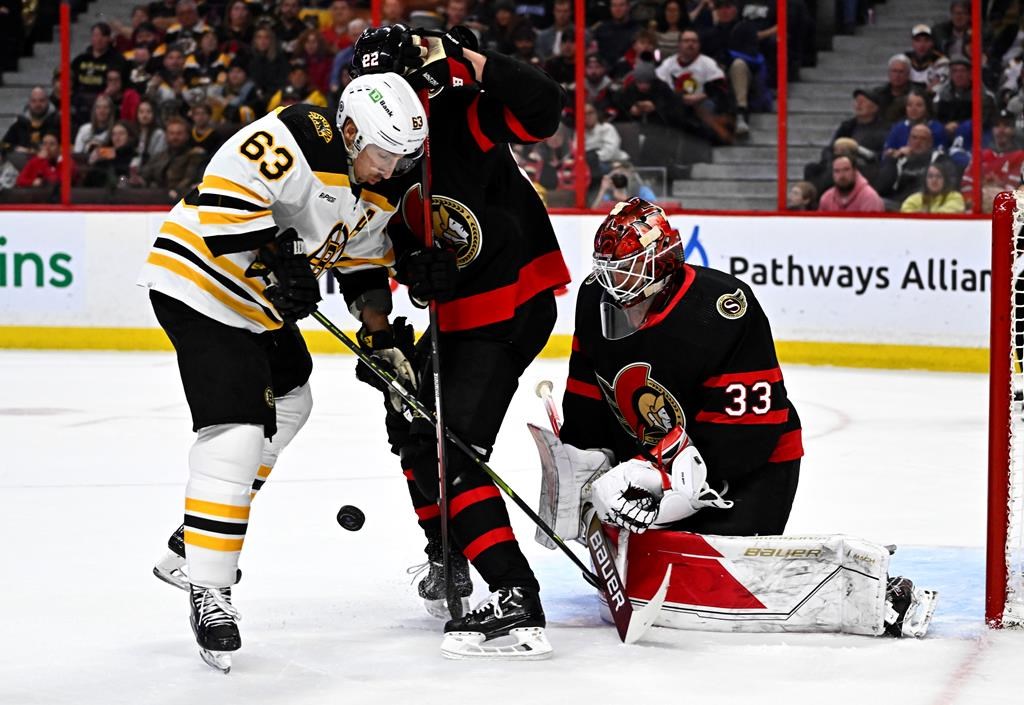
left=467, top=95, right=495, bottom=152
left=415, top=504, right=440, bottom=520
left=567, top=377, right=602, bottom=400
left=695, top=409, right=790, bottom=425
left=449, top=485, right=501, bottom=517
left=402, top=469, right=415, bottom=481
left=502, top=106, right=541, bottom=142
left=463, top=526, right=517, bottom=561
left=437, top=251, right=570, bottom=332
left=703, top=367, right=784, bottom=388
left=768, top=429, right=804, bottom=463
left=640, top=265, right=696, bottom=330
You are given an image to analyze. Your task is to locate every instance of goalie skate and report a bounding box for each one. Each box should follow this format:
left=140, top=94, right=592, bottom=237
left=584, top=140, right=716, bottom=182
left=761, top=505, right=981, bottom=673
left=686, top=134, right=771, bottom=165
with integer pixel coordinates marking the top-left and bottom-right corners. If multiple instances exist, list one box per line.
left=441, top=587, right=552, bottom=660
left=884, top=576, right=938, bottom=638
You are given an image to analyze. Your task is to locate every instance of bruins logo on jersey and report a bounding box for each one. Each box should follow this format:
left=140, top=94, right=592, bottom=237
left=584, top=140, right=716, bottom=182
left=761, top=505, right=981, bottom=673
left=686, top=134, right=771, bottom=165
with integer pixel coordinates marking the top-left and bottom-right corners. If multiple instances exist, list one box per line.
left=596, top=362, right=685, bottom=446
left=433, top=196, right=482, bottom=268
left=308, top=111, right=333, bottom=144
left=716, top=288, right=748, bottom=320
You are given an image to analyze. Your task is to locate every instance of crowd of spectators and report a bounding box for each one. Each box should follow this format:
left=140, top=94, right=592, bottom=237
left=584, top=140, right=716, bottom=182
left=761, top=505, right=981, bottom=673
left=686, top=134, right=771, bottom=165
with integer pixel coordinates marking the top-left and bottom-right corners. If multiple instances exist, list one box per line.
left=797, top=1, right=1024, bottom=214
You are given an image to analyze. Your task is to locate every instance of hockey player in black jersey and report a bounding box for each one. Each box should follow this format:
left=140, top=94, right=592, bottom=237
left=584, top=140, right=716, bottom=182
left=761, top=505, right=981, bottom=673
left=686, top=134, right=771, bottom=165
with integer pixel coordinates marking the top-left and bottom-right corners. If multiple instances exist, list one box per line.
left=560, top=197, right=803, bottom=536
left=349, top=24, right=570, bottom=659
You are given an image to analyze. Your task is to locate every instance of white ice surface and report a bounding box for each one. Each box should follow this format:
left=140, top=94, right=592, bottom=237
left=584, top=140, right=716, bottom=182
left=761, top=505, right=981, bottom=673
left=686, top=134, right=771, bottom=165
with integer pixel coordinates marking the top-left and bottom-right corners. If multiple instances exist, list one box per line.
left=0, top=351, right=1018, bottom=704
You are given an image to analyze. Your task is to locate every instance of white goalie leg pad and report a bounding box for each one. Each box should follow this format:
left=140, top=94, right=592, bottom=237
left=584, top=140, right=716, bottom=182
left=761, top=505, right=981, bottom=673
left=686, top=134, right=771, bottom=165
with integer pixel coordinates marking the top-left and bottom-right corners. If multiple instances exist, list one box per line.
left=185, top=423, right=264, bottom=587
left=619, top=532, right=896, bottom=636
left=527, top=423, right=613, bottom=549
left=441, top=628, right=553, bottom=660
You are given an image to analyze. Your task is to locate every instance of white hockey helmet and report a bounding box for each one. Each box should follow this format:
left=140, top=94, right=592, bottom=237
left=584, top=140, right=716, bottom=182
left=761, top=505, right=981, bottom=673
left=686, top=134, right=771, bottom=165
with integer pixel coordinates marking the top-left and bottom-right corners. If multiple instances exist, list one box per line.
left=336, top=72, right=427, bottom=166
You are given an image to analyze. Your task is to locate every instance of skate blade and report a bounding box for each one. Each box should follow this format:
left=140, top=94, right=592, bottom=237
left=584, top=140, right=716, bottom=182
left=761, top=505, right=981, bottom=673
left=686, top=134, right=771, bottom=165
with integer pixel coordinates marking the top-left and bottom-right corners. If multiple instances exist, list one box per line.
left=424, top=597, right=470, bottom=620
left=153, top=552, right=189, bottom=591
left=903, top=588, right=939, bottom=638
left=441, top=627, right=552, bottom=660
left=199, top=648, right=232, bottom=673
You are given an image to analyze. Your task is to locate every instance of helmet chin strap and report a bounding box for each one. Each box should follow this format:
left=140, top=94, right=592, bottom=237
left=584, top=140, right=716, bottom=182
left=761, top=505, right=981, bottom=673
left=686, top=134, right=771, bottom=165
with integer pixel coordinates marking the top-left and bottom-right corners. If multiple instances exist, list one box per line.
left=342, top=128, right=364, bottom=185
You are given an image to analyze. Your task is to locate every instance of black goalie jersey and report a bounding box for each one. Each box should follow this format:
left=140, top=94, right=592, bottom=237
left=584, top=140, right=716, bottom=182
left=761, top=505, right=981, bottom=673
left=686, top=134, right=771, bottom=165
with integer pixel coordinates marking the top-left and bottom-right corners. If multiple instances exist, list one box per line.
left=560, top=265, right=803, bottom=486
left=387, top=50, right=570, bottom=335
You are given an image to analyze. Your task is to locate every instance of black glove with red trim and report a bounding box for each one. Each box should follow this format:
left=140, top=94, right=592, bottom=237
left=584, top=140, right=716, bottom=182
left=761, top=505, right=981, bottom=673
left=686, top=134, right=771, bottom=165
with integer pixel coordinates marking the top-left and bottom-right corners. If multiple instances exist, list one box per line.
left=395, top=247, right=458, bottom=303
left=350, top=23, right=426, bottom=77
left=406, top=27, right=478, bottom=95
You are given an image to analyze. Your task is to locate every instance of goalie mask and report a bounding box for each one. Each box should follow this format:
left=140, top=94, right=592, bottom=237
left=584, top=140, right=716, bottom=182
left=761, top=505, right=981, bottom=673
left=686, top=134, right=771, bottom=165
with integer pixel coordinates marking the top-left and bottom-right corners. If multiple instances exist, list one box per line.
left=591, top=198, right=683, bottom=340
left=335, top=72, right=426, bottom=177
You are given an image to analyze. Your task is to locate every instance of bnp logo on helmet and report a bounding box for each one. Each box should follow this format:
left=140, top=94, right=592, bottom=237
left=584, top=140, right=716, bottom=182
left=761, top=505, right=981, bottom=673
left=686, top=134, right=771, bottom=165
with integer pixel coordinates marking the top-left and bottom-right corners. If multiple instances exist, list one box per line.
left=368, top=88, right=394, bottom=117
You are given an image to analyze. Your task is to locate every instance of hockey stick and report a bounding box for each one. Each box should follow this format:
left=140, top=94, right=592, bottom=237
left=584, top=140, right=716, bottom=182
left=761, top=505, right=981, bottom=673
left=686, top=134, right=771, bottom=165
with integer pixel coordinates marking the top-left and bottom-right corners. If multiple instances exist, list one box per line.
left=416, top=88, right=461, bottom=620
left=534, top=381, right=670, bottom=644
left=311, top=311, right=602, bottom=591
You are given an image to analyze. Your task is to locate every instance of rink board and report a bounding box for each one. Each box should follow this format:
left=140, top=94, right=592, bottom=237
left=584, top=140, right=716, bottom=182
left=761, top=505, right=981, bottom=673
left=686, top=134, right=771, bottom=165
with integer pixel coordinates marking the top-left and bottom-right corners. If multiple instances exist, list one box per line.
left=0, top=210, right=989, bottom=371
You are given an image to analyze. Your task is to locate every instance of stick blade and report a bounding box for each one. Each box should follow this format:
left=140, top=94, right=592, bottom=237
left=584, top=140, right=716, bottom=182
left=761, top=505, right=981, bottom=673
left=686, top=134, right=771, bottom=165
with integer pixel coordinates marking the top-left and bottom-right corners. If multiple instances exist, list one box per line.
left=624, top=564, right=671, bottom=644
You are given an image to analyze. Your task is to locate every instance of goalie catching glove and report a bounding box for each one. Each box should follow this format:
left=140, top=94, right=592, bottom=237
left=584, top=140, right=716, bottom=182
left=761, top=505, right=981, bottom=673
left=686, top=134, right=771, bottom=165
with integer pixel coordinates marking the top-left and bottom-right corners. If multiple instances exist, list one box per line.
left=355, top=317, right=418, bottom=415
left=245, top=228, right=321, bottom=321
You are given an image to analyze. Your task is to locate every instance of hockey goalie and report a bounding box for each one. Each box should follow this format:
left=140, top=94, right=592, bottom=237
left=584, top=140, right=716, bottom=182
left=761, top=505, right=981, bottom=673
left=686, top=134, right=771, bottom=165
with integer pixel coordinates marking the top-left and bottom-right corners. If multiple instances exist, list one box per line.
left=531, top=198, right=937, bottom=639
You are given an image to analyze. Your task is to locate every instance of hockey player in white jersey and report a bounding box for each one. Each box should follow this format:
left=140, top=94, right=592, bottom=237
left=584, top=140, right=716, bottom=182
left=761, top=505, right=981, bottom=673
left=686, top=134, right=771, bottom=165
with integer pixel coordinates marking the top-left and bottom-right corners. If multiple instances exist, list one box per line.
left=138, top=72, right=427, bottom=672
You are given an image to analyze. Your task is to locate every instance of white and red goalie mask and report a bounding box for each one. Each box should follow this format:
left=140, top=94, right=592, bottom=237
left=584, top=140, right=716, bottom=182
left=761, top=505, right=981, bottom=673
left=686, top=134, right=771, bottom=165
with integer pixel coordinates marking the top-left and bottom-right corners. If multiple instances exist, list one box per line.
left=591, top=198, right=683, bottom=339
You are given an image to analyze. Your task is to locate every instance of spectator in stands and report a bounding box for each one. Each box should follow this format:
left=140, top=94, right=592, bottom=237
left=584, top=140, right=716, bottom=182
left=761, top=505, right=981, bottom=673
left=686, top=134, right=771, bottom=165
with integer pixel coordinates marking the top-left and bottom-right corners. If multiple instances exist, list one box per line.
left=74, top=95, right=116, bottom=157
left=511, top=25, right=543, bottom=67
left=832, top=89, right=889, bottom=162
left=266, top=59, right=328, bottom=111
left=380, top=0, right=407, bottom=27
left=593, top=0, right=640, bottom=69
left=131, top=21, right=161, bottom=53
left=250, top=26, right=291, bottom=103
left=612, top=62, right=683, bottom=129
left=187, top=102, right=227, bottom=156
left=189, top=30, right=231, bottom=87
left=582, top=54, right=616, bottom=116
left=698, top=0, right=759, bottom=137
left=957, top=109, right=1024, bottom=212
left=220, top=0, right=255, bottom=54
left=0, top=148, right=19, bottom=191
left=934, top=56, right=996, bottom=141
left=275, top=0, right=310, bottom=55
left=612, top=29, right=661, bottom=80
left=139, top=116, right=206, bottom=201
left=899, top=162, right=965, bottom=213
left=110, top=6, right=153, bottom=53
left=656, top=29, right=734, bottom=144
left=883, top=90, right=947, bottom=157
left=526, top=125, right=571, bottom=190
left=103, top=68, right=142, bottom=122
left=932, top=1, right=972, bottom=59
left=873, top=54, right=921, bottom=125
left=84, top=121, right=137, bottom=188
left=652, top=0, right=689, bottom=57
left=0, top=0, right=23, bottom=74
left=480, top=0, right=524, bottom=55
left=163, top=0, right=210, bottom=57
left=148, top=0, right=179, bottom=32
left=126, top=39, right=158, bottom=95
left=1, top=86, right=60, bottom=155
left=686, top=0, right=714, bottom=29
left=132, top=98, right=167, bottom=169
left=875, top=124, right=956, bottom=208
left=590, top=161, right=657, bottom=208
left=294, top=28, right=334, bottom=94
left=329, top=18, right=368, bottom=94
left=146, top=47, right=196, bottom=115
left=818, top=155, right=884, bottom=212
left=579, top=100, right=629, bottom=184
left=905, top=24, right=949, bottom=91
left=71, top=23, right=129, bottom=126
left=16, top=134, right=76, bottom=188
left=322, top=0, right=354, bottom=52
left=543, top=28, right=576, bottom=85
left=537, top=0, right=578, bottom=61
left=210, top=58, right=259, bottom=126
left=787, top=180, right=817, bottom=211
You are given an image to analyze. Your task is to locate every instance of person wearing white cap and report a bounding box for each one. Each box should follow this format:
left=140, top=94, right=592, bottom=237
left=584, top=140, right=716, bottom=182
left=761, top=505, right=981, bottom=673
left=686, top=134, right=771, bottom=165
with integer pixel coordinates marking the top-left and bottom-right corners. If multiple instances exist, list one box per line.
left=906, top=23, right=949, bottom=90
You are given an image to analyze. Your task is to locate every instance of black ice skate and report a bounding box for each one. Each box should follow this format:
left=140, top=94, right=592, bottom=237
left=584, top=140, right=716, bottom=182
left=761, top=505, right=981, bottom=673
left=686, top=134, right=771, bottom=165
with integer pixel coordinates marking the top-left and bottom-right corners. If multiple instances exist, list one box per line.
left=884, top=576, right=938, bottom=638
left=153, top=525, right=241, bottom=591
left=441, top=587, right=552, bottom=660
left=190, top=584, right=241, bottom=673
left=409, top=536, right=473, bottom=619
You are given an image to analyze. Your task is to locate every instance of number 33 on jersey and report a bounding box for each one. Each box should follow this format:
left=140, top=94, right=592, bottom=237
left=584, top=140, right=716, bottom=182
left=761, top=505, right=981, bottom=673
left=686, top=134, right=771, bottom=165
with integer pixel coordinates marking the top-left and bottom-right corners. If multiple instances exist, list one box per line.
left=139, top=104, right=407, bottom=334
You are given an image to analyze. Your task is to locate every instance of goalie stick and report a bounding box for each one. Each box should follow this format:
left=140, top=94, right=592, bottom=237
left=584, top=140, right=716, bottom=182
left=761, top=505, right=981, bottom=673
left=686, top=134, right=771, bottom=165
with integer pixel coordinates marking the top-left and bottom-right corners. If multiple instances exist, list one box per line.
left=534, top=380, right=672, bottom=644
left=310, top=311, right=603, bottom=590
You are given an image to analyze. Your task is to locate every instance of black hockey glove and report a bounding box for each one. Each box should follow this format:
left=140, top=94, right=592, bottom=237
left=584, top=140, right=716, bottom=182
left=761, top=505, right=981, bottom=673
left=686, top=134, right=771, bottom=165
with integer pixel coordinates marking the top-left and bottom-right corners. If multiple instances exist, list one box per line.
left=395, top=247, right=458, bottom=303
left=254, top=228, right=321, bottom=321
left=355, top=317, right=418, bottom=415
left=406, top=27, right=478, bottom=95
left=350, top=23, right=426, bottom=77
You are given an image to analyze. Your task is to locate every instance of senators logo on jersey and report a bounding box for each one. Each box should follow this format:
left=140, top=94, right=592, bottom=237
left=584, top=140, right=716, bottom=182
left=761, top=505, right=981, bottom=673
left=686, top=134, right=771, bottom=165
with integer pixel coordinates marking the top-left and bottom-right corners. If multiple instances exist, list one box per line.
left=596, top=363, right=685, bottom=446
left=401, top=186, right=483, bottom=268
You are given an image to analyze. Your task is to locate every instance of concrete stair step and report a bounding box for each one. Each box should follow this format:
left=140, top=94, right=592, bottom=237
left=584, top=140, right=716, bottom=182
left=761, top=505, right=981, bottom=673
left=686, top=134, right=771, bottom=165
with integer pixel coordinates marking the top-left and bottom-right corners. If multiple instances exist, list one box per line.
left=690, top=163, right=803, bottom=180
left=789, top=83, right=875, bottom=100
left=713, top=145, right=820, bottom=163
left=673, top=179, right=777, bottom=197
left=787, top=96, right=857, bottom=113
left=676, top=195, right=778, bottom=211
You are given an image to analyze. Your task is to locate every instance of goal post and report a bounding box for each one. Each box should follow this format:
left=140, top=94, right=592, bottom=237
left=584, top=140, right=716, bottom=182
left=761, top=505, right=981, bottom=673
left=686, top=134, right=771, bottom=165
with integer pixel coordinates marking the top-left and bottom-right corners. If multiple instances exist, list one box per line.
left=989, top=190, right=1024, bottom=627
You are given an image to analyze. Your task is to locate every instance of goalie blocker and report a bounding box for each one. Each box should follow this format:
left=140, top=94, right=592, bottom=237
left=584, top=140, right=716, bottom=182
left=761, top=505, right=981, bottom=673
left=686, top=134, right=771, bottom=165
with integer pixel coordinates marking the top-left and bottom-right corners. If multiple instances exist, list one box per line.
left=528, top=425, right=938, bottom=638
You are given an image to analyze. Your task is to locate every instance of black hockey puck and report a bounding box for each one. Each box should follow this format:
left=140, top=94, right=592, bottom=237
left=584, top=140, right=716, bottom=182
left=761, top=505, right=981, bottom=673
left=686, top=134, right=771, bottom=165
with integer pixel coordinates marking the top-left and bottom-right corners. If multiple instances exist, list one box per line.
left=336, top=505, right=365, bottom=532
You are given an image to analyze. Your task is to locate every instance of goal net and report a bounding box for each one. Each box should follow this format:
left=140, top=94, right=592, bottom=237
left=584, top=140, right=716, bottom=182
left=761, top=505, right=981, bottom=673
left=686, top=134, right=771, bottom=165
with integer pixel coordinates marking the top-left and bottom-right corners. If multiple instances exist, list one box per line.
left=990, top=190, right=1024, bottom=627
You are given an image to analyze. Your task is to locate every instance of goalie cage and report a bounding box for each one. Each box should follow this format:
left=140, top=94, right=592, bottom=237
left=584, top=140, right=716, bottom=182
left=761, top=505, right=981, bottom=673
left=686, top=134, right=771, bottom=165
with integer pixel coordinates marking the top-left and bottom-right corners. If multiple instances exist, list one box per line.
left=989, top=190, right=1024, bottom=627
